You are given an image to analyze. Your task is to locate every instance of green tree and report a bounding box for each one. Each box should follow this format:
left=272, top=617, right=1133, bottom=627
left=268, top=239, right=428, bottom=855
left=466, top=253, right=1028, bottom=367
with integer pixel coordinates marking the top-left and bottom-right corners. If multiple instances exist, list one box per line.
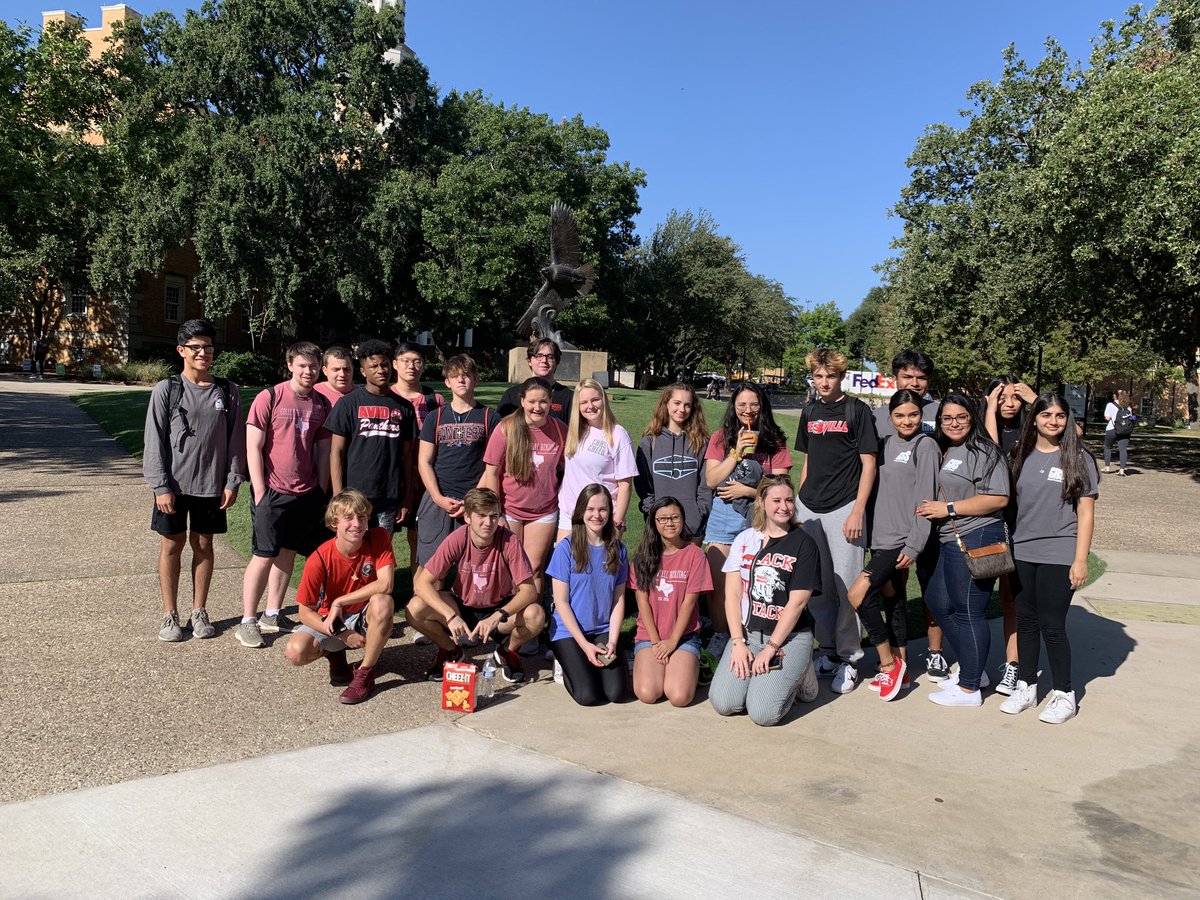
left=782, top=301, right=846, bottom=376
left=844, top=286, right=884, bottom=367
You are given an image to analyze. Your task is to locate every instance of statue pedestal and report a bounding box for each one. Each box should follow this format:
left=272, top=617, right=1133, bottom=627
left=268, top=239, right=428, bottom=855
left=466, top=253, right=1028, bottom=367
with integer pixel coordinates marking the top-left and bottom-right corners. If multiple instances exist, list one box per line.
left=507, top=347, right=609, bottom=386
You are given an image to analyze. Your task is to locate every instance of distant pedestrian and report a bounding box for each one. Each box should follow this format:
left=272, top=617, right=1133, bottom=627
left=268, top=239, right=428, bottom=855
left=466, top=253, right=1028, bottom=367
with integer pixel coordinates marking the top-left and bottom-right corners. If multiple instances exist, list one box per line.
left=1103, top=390, right=1134, bottom=476
left=32, top=336, right=49, bottom=379
left=1001, top=393, right=1098, bottom=724
left=143, top=319, right=245, bottom=642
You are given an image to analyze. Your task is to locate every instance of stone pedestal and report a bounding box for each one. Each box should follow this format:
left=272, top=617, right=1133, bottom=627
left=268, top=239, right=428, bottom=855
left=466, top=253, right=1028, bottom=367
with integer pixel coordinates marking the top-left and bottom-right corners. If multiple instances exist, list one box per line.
left=507, top=347, right=609, bottom=386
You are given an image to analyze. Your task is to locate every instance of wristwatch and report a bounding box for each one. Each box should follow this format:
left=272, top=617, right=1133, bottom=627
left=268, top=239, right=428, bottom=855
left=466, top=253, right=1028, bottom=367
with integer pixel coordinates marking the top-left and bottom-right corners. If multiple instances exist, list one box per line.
left=946, top=501, right=957, bottom=518
left=496, top=608, right=511, bottom=624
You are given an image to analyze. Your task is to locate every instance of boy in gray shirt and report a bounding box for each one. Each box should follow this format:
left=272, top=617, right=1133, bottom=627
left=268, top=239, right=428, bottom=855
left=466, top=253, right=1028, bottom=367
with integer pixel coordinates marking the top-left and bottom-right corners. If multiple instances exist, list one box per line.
left=143, top=319, right=246, bottom=642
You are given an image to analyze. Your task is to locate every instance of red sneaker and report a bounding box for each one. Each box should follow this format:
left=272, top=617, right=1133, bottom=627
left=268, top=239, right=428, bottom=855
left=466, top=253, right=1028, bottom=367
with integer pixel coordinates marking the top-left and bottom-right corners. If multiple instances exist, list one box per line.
left=327, top=650, right=353, bottom=686
left=877, top=657, right=908, bottom=702
left=493, top=644, right=527, bottom=684
left=339, top=665, right=376, bottom=705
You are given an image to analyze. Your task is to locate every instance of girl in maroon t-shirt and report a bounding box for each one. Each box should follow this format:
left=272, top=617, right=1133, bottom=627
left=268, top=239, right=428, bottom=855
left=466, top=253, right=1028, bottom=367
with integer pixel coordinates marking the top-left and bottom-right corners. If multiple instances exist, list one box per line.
left=630, top=497, right=713, bottom=707
left=482, top=378, right=566, bottom=595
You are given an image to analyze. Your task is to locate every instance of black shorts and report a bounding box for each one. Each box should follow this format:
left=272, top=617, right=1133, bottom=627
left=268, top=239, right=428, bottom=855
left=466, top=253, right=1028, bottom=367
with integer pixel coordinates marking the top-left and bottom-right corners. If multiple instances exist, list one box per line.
left=863, top=547, right=906, bottom=590
left=250, top=487, right=328, bottom=558
left=452, top=595, right=513, bottom=630
left=151, top=494, right=227, bottom=537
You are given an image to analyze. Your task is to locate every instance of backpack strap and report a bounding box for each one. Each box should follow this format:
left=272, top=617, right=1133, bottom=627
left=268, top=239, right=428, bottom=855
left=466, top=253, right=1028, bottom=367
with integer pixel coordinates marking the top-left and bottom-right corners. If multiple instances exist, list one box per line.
left=433, top=404, right=444, bottom=448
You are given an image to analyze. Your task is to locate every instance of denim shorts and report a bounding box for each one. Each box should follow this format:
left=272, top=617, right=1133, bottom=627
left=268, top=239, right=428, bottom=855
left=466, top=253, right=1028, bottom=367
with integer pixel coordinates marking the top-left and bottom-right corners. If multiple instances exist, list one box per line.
left=704, top=498, right=750, bottom=545
left=634, top=632, right=702, bottom=658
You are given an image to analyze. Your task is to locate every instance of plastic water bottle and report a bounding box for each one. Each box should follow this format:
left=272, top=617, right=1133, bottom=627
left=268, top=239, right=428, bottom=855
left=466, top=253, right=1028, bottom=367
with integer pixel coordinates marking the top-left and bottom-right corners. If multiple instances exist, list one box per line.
left=478, top=660, right=496, bottom=703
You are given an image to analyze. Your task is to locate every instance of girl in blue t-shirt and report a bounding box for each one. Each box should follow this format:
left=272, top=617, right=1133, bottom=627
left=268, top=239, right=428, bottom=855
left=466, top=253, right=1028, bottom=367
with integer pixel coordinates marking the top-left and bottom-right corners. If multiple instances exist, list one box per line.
left=547, top=483, right=631, bottom=706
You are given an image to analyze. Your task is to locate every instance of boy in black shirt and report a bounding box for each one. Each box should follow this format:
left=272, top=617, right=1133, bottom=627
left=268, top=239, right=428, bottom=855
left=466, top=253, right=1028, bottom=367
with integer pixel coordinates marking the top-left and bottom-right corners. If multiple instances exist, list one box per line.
left=794, top=348, right=879, bottom=694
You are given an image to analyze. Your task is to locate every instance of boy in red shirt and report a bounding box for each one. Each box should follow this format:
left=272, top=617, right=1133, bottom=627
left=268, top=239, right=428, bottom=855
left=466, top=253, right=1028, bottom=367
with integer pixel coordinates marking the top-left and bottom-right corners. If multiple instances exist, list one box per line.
left=284, top=490, right=396, bottom=705
left=409, top=488, right=542, bottom=684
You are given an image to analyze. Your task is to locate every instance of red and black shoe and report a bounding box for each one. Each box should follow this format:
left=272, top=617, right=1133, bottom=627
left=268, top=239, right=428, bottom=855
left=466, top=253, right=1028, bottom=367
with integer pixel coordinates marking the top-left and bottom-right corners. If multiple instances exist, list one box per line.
left=338, top=665, right=376, bottom=705
left=425, top=646, right=463, bottom=682
left=327, top=650, right=354, bottom=687
left=493, top=643, right=526, bottom=684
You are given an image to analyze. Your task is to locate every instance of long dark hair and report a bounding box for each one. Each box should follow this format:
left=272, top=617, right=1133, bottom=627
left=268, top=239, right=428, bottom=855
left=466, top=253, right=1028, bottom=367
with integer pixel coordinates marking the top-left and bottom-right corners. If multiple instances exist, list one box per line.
left=720, top=383, right=785, bottom=455
left=1011, top=392, right=1099, bottom=503
left=934, top=392, right=1003, bottom=483
left=634, top=496, right=688, bottom=589
left=569, top=484, right=622, bottom=575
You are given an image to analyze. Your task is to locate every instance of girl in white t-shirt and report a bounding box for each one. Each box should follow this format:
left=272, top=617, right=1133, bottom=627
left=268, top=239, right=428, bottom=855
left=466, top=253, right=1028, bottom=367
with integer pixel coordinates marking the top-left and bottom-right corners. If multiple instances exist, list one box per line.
left=556, top=378, right=637, bottom=538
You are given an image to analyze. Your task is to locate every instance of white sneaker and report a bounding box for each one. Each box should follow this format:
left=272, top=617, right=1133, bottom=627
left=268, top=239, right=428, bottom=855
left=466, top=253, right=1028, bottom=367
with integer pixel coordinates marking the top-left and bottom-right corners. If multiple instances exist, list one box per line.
left=797, top=661, right=819, bottom=703
left=1038, top=689, right=1077, bottom=724
left=552, top=659, right=564, bottom=685
left=813, top=654, right=839, bottom=679
left=928, top=686, right=982, bottom=707
left=832, top=662, right=858, bottom=694
left=1000, top=680, right=1037, bottom=715
left=706, top=631, right=730, bottom=660
left=941, top=668, right=990, bottom=690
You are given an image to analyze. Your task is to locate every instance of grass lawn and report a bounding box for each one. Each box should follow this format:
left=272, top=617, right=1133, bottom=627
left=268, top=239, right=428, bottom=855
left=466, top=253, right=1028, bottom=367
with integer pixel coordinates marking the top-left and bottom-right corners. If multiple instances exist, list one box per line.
left=74, top=382, right=1102, bottom=645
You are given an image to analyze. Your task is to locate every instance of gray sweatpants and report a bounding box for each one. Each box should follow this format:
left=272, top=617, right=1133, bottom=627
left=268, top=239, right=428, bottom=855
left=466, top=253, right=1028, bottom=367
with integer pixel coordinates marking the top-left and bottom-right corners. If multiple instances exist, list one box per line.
left=710, top=629, right=814, bottom=726
left=794, top=498, right=866, bottom=662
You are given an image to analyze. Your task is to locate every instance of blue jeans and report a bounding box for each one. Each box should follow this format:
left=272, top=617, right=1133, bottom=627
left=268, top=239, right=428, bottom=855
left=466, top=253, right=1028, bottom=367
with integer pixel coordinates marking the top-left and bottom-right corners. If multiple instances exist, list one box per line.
left=924, top=520, right=1005, bottom=691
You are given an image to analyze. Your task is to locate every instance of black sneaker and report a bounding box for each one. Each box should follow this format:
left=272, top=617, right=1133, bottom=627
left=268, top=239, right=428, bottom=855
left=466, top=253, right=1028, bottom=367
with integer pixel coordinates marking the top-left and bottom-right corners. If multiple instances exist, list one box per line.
left=425, top=646, right=462, bottom=682
left=494, top=644, right=527, bottom=684
left=327, top=650, right=354, bottom=686
left=926, top=650, right=950, bottom=681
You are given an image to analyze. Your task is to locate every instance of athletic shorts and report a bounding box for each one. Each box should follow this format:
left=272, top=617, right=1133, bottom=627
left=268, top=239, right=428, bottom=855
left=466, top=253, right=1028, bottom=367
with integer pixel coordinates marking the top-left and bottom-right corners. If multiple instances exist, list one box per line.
left=505, top=509, right=557, bottom=526
left=634, top=632, right=703, bottom=658
left=417, top=492, right=460, bottom=567
left=151, top=494, right=228, bottom=537
left=453, top=595, right=514, bottom=630
left=295, top=609, right=367, bottom=653
left=250, top=487, right=328, bottom=558
left=367, top=500, right=397, bottom=535
left=863, top=547, right=906, bottom=590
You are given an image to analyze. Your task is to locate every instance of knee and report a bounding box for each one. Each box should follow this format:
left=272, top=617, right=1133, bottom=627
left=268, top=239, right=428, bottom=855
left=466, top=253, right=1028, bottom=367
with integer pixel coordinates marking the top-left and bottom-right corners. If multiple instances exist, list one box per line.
left=189, top=534, right=214, bottom=557
left=522, top=604, right=546, bottom=632
left=161, top=537, right=185, bottom=558
left=367, top=594, right=394, bottom=625
left=634, top=680, right=660, bottom=704
left=666, top=685, right=695, bottom=708
left=709, top=690, right=742, bottom=717
left=284, top=635, right=313, bottom=666
left=748, top=704, right=784, bottom=727
left=568, top=683, right=605, bottom=707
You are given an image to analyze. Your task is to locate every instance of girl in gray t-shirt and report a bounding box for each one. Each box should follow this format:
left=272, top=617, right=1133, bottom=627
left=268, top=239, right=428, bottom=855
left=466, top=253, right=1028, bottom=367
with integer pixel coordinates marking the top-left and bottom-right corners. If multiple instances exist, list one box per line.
left=1000, top=392, right=1099, bottom=725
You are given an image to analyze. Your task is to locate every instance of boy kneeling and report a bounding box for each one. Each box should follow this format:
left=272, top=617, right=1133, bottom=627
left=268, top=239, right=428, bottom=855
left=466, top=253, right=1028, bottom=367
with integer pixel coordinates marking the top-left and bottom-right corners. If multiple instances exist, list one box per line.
left=286, top=490, right=396, bottom=704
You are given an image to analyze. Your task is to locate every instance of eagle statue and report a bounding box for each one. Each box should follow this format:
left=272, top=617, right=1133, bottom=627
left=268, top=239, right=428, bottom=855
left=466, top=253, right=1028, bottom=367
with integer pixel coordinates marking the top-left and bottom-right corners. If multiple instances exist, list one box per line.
left=514, top=200, right=595, bottom=350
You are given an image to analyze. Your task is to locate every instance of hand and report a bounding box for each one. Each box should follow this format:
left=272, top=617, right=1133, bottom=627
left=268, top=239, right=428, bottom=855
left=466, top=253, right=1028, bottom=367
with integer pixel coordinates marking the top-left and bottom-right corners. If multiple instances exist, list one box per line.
left=472, top=611, right=503, bottom=644
left=1069, top=560, right=1088, bottom=590
left=397, top=505, right=410, bottom=524
left=613, top=519, right=626, bottom=533
left=1015, top=382, right=1038, bottom=404
left=717, top=481, right=755, bottom=501
left=342, top=630, right=366, bottom=650
left=605, top=638, right=617, bottom=661
left=986, top=384, right=1002, bottom=407
left=730, top=642, right=753, bottom=679
left=916, top=500, right=948, bottom=520
left=321, top=610, right=341, bottom=636
left=445, top=613, right=471, bottom=642
left=896, top=553, right=915, bottom=569
left=751, top=645, right=779, bottom=676
left=843, top=510, right=864, bottom=542
left=219, top=488, right=238, bottom=510
left=581, top=642, right=605, bottom=667
left=438, top=495, right=463, bottom=517
left=155, top=492, right=176, bottom=515
left=652, top=637, right=677, bottom=663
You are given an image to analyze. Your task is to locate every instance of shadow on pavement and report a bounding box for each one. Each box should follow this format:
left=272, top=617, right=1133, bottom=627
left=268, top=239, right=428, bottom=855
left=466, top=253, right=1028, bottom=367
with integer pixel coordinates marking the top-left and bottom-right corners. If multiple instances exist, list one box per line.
left=238, top=776, right=653, bottom=900
left=1050, top=605, right=1137, bottom=703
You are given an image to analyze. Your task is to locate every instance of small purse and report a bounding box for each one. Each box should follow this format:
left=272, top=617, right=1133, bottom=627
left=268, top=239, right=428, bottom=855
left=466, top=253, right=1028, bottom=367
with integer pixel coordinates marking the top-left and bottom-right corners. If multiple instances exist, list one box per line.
left=942, top=488, right=1015, bottom=579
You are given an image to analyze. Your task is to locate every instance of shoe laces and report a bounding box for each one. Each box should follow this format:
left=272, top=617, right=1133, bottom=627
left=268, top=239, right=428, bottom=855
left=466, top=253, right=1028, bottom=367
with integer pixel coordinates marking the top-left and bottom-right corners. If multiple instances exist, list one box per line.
left=192, top=609, right=209, bottom=624
left=1046, top=691, right=1071, bottom=713
left=163, top=612, right=179, bottom=627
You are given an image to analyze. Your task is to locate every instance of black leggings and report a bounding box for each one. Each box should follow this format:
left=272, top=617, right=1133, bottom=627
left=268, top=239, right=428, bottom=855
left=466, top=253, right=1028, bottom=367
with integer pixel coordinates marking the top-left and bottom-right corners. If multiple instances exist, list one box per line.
left=1013, top=560, right=1074, bottom=692
left=551, top=634, right=630, bottom=707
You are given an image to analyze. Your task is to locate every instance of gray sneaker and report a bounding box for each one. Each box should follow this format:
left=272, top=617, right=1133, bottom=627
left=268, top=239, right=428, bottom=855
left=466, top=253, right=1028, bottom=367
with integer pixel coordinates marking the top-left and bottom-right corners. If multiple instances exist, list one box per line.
left=190, top=608, right=217, bottom=639
left=797, top=660, right=819, bottom=703
left=236, top=620, right=265, bottom=648
left=258, top=612, right=295, bottom=633
left=159, top=611, right=184, bottom=642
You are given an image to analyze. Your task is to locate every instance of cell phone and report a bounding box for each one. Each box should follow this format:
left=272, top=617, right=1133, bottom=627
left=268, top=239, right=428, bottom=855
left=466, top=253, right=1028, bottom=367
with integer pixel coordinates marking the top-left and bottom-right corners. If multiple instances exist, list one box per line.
left=768, top=654, right=783, bottom=671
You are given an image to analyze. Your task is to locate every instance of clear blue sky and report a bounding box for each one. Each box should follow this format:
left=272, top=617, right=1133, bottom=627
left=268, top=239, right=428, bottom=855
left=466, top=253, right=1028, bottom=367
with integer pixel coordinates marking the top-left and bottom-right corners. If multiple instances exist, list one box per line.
left=8, top=0, right=1132, bottom=316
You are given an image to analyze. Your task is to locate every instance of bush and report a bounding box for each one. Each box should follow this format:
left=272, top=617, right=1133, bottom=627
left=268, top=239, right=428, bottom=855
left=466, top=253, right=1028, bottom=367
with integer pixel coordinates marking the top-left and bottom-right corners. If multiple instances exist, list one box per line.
left=211, top=351, right=278, bottom=386
left=123, top=360, right=174, bottom=384
left=100, top=364, right=128, bottom=382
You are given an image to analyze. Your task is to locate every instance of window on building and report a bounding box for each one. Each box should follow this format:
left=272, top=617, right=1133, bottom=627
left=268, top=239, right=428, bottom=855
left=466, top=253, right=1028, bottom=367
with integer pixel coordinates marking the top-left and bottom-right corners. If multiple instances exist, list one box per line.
left=164, top=275, right=185, bottom=324
left=69, top=284, right=88, bottom=317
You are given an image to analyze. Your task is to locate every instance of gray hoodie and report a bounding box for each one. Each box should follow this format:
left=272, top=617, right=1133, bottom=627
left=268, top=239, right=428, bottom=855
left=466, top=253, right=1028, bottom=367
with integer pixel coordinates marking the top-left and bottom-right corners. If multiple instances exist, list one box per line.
left=635, top=431, right=713, bottom=537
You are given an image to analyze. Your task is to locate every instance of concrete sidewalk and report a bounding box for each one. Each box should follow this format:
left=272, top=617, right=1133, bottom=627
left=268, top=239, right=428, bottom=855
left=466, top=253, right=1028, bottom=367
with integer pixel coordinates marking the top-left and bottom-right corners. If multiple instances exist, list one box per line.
left=2, top=379, right=1199, bottom=899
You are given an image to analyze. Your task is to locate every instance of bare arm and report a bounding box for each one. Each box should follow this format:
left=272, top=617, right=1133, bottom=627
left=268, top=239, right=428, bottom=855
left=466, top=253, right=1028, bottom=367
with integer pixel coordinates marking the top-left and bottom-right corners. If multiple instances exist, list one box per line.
left=330, top=433, right=347, bottom=496
left=614, top=478, right=632, bottom=527
left=843, top=452, right=876, bottom=542
left=1070, top=496, right=1096, bottom=589
left=246, top=424, right=267, bottom=503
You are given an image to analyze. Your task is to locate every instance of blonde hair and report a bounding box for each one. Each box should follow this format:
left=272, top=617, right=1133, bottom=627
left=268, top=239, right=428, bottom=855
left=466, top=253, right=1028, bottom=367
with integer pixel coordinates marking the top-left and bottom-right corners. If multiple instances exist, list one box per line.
left=749, top=475, right=795, bottom=532
left=565, top=378, right=616, bottom=457
left=806, top=348, right=848, bottom=377
left=644, top=382, right=709, bottom=454
left=504, top=378, right=553, bottom=482
left=324, top=489, right=373, bottom=529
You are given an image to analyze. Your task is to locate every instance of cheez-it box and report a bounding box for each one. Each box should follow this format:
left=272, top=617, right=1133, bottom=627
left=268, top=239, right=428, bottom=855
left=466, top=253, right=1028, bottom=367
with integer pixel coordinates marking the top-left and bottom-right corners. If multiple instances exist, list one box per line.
left=441, top=661, right=478, bottom=713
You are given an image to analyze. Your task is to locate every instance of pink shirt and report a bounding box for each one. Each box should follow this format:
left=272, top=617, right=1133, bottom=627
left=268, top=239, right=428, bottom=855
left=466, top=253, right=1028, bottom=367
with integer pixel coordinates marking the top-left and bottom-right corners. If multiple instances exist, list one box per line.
left=558, top=424, right=637, bottom=517
left=247, top=382, right=331, bottom=495
left=704, top=430, right=793, bottom=472
left=314, top=381, right=353, bottom=407
left=425, top=524, right=535, bottom=608
left=483, top=418, right=566, bottom=521
left=629, top=542, right=712, bottom=642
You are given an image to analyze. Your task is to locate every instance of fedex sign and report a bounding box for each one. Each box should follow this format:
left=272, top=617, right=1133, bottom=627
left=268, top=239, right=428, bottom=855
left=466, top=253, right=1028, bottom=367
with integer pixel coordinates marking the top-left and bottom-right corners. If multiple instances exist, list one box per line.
left=842, top=371, right=897, bottom=397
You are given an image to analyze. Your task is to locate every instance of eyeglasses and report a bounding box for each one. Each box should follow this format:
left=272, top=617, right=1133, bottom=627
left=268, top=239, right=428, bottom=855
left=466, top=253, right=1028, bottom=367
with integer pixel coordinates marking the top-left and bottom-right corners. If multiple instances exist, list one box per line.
left=655, top=515, right=682, bottom=525
left=940, top=414, right=971, bottom=425
left=395, top=359, right=421, bottom=367
left=181, top=344, right=215, bottom=355
left=531, top=353, right=557, bottom=362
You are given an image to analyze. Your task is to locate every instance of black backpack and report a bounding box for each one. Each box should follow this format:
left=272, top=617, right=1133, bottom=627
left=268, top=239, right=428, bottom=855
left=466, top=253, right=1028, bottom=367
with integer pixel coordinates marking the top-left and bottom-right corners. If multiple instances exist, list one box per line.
left=1113, top=406, right=1136, bottom=438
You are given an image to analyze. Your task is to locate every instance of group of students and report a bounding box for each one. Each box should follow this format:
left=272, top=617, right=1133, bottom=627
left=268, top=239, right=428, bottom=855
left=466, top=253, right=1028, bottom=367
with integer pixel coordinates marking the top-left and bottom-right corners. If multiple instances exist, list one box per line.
left=144, top=321, right=1098, bottom=724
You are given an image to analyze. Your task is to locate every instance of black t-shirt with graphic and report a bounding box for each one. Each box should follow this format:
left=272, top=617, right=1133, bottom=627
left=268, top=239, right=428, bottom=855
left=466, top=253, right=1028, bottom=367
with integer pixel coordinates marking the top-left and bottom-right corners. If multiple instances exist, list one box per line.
left=794, top=395, right=879, bottom=513
left=419, top=403, right=503, bottom=500
left=325, top=386, right=417, bottom=501
left=745, top=528, right=822, bottom=635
